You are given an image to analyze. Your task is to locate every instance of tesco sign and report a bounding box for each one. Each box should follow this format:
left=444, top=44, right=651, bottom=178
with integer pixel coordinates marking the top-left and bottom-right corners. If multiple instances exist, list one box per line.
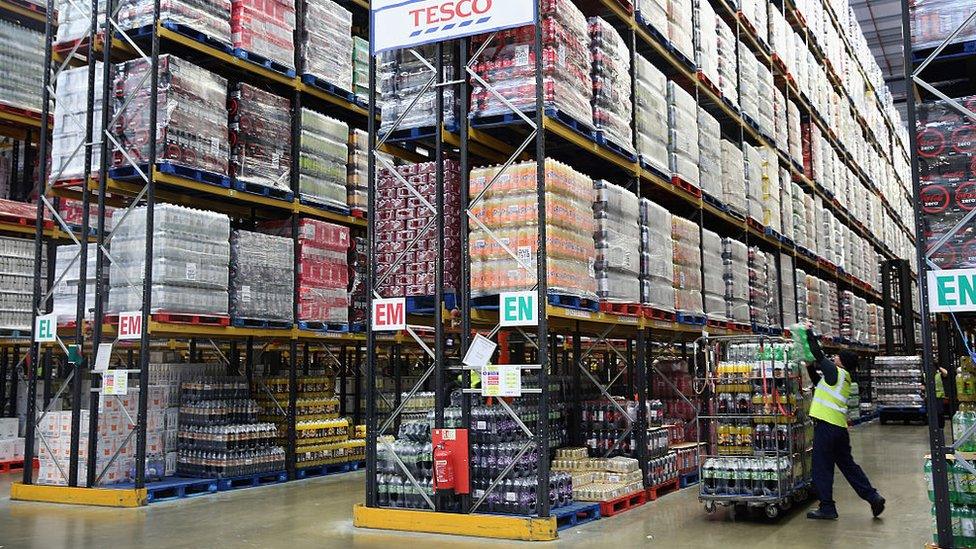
left=371, top=0, right=537, bottom=54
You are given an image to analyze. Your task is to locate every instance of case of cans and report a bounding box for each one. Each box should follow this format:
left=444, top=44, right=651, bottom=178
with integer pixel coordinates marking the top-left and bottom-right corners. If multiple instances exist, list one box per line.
left=229, top=82, right=291, bottom=192
left=231, top=0, right=295, bottom=70
left=640, top=198, right=675, bottom=311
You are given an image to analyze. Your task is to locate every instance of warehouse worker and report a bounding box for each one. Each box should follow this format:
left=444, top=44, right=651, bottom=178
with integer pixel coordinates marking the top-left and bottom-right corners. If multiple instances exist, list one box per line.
left=804, top=328, right=886, bottom=520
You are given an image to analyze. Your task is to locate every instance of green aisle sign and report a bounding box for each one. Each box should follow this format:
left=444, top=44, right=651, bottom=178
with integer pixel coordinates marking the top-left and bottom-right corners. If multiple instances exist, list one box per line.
left=499, top=291, right=538, bottom=327
left=928, top=268, right=976, bottom=312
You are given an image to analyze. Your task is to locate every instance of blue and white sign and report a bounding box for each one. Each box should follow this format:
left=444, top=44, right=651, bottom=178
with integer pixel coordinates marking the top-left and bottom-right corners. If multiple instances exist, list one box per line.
left=371, top=0, right=537, bottom=55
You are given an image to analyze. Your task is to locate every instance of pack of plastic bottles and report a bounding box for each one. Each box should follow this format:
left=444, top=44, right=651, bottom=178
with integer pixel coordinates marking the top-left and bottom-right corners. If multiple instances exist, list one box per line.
left=594, top=180, right=640, bottom=303
left=119, top=0, right=231, bottom=45
left=634, top=55, right=669, bottom=175
left=589, top=17, right=634, bottom=155
left=229, top=230, right=293, bottom=323
left=51, top=64, right=105, bottom=183
left=300, top=108, right=349, bottom=210
left=301, top=0, right=352, bottom=90
left=0, top=20, right=43, bottom=112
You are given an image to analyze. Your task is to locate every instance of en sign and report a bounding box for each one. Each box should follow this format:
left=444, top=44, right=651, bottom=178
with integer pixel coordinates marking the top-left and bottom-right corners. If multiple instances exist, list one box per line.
left=372, top=298, right=406, bottom=331
left=34, top=313, right=57, bottom=342
left=929, top=268, right=976, bottom=312
left=499, top=291, right=537, bottom=327
left=118, top=311, right=143, bottom=341
left=371, top=0, right=537, bottom=54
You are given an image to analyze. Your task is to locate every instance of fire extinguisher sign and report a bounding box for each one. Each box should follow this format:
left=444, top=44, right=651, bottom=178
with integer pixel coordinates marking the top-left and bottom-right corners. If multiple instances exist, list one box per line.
left=371, top=0, right=538, bottom=55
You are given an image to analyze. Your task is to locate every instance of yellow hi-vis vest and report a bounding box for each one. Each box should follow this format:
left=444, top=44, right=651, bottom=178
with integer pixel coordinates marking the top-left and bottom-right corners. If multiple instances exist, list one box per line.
left=810, top=367, right=852, bottom=428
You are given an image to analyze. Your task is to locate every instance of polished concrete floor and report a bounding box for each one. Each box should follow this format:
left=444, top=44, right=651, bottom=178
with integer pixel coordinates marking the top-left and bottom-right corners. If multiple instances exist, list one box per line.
left=0, top=422, right=932, bottom=548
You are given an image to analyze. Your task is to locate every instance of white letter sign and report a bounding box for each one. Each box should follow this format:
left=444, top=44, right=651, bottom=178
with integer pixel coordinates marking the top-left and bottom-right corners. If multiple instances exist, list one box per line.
left=372, top=298, right=407, bottom=331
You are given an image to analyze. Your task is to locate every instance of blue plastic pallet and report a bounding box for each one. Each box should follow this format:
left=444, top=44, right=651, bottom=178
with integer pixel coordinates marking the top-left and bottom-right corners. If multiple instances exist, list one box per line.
left=385, top=121, right=460, bottom=143
left=298, top=195, right=352, bottom=217
left=231, top=318, right=293, bottom=329
left=702, top=191, right=729, bottom=212
left=676, top=312, right=707, bottom=326
left=109, top=162, right=232, bottom=188
left=216, top=470, right=288, bottom=491
left=405, top=293, right=457, bottom=314
left=300, top=74, right=356, bottom=102
left=751, top=323, right=771, bottom=335
left=767, top=327, right=784, bottom=337
left=547, top=293, right=599, bottom=312
left=781, top=236, right=796, bottom=249
left=553, top=502, right=601, bottom=531
left=232, top=180, right=294, bottom=201
left=297, top=321, right=350, bottom=333
left=913, top=40, right=976, bottom=63
left=125, top=21, right=232, bottom=53
left=472, top=107, right=595, bottom=143
left=764, top=227, right=783, bottom=242
left=679, top=470, right=700, bottom=488
left=640, top=158, right=670, bottom=182
left=233, top=48, right=297, bottom=77
left=594, top=131, right=638, bottom=162
left=114, top=476, right=217, bottom=504
left=296, top=460, right=362, bottom=480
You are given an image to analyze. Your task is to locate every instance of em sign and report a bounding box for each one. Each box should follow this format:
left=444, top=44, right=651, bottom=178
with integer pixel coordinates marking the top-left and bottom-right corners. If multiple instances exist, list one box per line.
left=372, top=298, right=407, bottom=331
left=371, top=0, right=537, bottom=55
left=929, top=268, right=976, bottom=312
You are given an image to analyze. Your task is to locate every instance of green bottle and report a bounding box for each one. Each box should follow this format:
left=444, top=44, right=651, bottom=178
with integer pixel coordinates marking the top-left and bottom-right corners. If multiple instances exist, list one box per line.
left=790, top=324, right=815, bottom=364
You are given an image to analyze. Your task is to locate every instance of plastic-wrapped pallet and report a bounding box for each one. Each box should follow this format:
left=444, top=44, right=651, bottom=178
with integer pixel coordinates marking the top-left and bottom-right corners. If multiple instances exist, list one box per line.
left=773, top=87, right=788, bottom=154
left=911, top=0, right=976, bottom=51
left=720, top=140, right=746, bottom=216
left=300, top=109, right=348, bottom=209
left=767, top=1, right=790, bottom=66
left=231, top=0, right=295, bottom=71
left=787, top=100, right=802, bottom=166
left=348, top=236, right=367, bottom=329
left=777, top=167, right=791, bottom=240
left=795, top=267, right=808, bottom=323
left=301, top=0, right=352, bottom=91
left=694, top=0, right=719, bottom=88
left=635, top=55, right=669, bottom=175
left=55, top=0, right=105, bottom=47
left=636, top=0, right=667, bottom=37
left=715, top=17, right=738, bottom=106
left=379, top=45, right=456, bottom=133
left=51, top=64, right=104, bottom=183
left=347, top=129, right=367, bottom=215
left=229, top=230, right=293, bottom=323
left=780, top=254, right=796, bottom=326
left=826, top=280, right=839, bottom=338
left=739, top=0, right=768, bottom=47
left=589, top=17, right=634, bottom=155
left=803, top=192, right=816, bottom=252
left=470, top=160, right=594, bottom=299
left=112, top=55, right=229, bottom=176
left=52, top=244, right=101, bottom=323
left=108, top=204, right=231, bottom=316
left=471, top=0, right=592, bottom=128
left=640, top=199, right=674, bottom=311
left=672, top=215, right=702, bottom=315
left=0, top=21, right=44, bottom=112
left=839, top=290, right=853, bottom=342
left=380, top=161, right=461, bottom=297
left=118, top=0, right=231, bottom=46
left=593, top=181, right=640, bottom=303
left=738, top=43, right=759, bottom=129
left=668, top=0, right=694, bottom=63
left=744, top=142, right=763, bottom=222
left=352, top=36, right=370, bottom=103
left=698, top=107, right=721, bottom=201
left=0, top=236, right=43, bottom=330
left=758, top=146, right=780, bottom=233
left=723, top=237, right=749, bottom=323
left=263, top=218, right=349, bottom=325
left=667, top=81, right=699, bottom=187
left=229, top=83, right=291, bottom=193
left=755, top=62, right=775, bottom=139
left=764, top=251, right=780, bottom=329
left=702, top=229, right=726, bottom=320
left=747, top=246, right=770, bottom=328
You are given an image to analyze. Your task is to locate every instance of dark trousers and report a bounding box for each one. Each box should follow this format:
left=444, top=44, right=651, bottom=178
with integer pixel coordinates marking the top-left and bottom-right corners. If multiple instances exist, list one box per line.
left=812, top=419, right=879, bottom=513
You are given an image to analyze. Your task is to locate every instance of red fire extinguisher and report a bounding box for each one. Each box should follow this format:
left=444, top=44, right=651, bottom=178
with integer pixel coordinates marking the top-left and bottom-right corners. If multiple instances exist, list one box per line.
left=433, top=442, right=455, bottom=493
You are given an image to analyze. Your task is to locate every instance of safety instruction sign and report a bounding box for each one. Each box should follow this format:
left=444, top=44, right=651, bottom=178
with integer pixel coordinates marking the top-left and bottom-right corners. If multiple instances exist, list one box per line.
left=103, top=370, right=128, bottom=396
left=481, top=364, right=521, bottom=397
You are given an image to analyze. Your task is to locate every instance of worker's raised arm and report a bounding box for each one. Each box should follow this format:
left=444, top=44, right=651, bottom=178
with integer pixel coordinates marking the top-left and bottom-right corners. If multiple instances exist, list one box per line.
left=806, top=327, right=838, bottom=386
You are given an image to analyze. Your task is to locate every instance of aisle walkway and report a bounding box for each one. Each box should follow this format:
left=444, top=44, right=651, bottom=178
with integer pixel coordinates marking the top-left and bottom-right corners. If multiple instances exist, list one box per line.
left=0, top=423, right=931, bottom=548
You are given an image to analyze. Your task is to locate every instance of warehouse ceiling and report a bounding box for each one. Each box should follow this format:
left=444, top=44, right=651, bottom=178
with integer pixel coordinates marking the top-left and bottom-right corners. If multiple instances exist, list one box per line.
left=849, top=0, right=908, bottom=120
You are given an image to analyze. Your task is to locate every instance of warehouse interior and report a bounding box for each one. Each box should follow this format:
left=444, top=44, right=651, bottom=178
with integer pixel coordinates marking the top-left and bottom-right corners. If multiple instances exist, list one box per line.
left=0, top=0, right=971, bottom=546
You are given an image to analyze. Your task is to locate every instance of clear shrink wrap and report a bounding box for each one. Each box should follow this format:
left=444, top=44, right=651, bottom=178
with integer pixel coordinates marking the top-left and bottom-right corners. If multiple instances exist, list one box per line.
left=715, top=17, right=738, bottom=106
left=635, top=55, right=669, bottom=175
left=668, top=0, right=694, bottom=62
left=52, top=244, right=102, bottom=323
left=911, top=0, right=976, bottom=51
left=470, top=160, right=595, bottom=299
left=118, top=0, right=231, bottom=45
left=796, top=267, right=808, bottom=323
left=229, top=230, right=293, bottom=322
left=0, top=237, right=43, bottom=330
left=301, top=0, right=352, bottom=91
left=672, top=215, right=702, bottom=315
left=723, top=238, right=749, bottom=322
left=594, top=181, right=640, bottom=303
left=788, top=100, right=802, bottom=166
left=694, top=0, right=719, bottom=87
left=108, top=204, right=230, bottom=315
left=231, top=0, right=295, bottom=71
left=780, top=168, right=794, bottom=242
left=720, top=140, right=746, bottom=215
left=353, top=36, right=371, bottom=103
left=229, top=83, right=291, bottom=193
left=703, top=229, right=727, bottom=320
left=747, top=246, right=770, bottom=327
left=668, top=81, right=700, bottom=187
left=780, top=254, right=796, bottom=326
left=698, top=107, right=722, bottom=200
left=589, top=17, right=634, bottom=155
left=380, top=45, right=456, bottom=132
left=300, top=109, right=348, bottom=209
left=55, top=0, right=105, bottom=47
left=51, top=64, right=104, bottom=183
left=636, top=0, right=667, bottom=38
left=640, top=198, right=675, bottom=311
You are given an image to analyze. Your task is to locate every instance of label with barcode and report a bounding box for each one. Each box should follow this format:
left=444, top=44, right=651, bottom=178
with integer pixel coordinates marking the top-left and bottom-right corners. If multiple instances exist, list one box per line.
left=506, top=492, right=517, bottom=502
left=514, top=45, right=529, bottom=66
left=185, top=262, right=197, bottom=281
left=210, top=137, right=220, bottom=156
left=241, top=285, right=251, bottom=303
left=517, top=246, right=532, bottom=263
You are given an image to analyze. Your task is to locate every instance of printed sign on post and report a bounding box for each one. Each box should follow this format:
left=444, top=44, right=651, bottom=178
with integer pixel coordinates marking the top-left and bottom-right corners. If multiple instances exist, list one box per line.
left=929, top=268, right=976, bottom=312
left=372, top=298, right=407, bottom=331
left=103, top=370, right=128, bottom=396
left=499, top=291, right=538, bottom=327
left=371, top=0, right=537, bottom=54
left=462, top=334, right=497, bottom=368
left=34, top=313, right=57, bottom=342
left=93, top=343, right=113, bottom=373
left=118, top=311, right=143, bottom=341
left=481, top=364, right=521, bottom=397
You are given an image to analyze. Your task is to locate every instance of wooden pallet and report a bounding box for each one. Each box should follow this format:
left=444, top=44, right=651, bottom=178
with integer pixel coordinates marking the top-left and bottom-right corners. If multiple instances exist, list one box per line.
left=645, top=478, right=679, bottom=501
left=598, top=490, right=646, bottom=517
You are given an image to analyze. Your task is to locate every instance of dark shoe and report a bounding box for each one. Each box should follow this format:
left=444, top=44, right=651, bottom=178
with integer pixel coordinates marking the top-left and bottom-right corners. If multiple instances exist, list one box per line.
left=807, top=509, right=839, bottom=520
left=871, top=496, right=886, bottom=518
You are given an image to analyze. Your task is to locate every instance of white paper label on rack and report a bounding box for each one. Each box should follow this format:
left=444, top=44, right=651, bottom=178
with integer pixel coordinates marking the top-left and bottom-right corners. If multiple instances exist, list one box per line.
left=93, top=343, right=113, bottom=373
left=372, top=298, right=406, bottom=331
left=499, top=291, right=537, bottom=327
left=34, top=313, right=57, bottom=342
left=514, top=44, right=530, bottom=66
left=117, top=311, right=143, bottom=341
left=462, top=334, right=496, bottom=368
left=103, top=370, right=128, bottom=396
left=371, top=0, right=537, bottom=54
left=271, top=151, right=281, bottom=170
left=241, top=285, right=252, bottom=304
left=210, top=137, right=220, bottom=156
left=185, top=262, right=198, bottom=281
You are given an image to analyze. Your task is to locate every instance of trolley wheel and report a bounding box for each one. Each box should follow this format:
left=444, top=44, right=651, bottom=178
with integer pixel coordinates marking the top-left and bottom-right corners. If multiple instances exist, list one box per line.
left=765, top=504, right=780, bottom=519
left=704, top=500, right=717, bottom=514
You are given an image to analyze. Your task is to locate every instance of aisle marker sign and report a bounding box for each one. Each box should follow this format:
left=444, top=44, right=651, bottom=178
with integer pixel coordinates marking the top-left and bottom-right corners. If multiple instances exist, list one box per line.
left=499, top=291, right=537, bottom=327
left=118, top=311, right=142, bottom=340
left=372, top=298, right=406, bottom=331
left=34, top=313, right=57, bottom=342
left=371, top=0, right=537, bottom=54
left=928, top=268, right=976, bottom=312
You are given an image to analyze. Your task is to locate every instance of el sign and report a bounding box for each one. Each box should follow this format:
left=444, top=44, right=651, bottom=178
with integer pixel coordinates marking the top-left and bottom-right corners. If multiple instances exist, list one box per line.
left=372, top=298, right=406, bottom=331
left=928, top=268, right=976, bottom=312
left=371, top=0, right=537, bottom=54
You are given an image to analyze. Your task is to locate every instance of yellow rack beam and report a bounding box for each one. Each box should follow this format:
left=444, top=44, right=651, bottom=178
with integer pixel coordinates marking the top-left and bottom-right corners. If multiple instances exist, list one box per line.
left=10, top=483, right=147, bottom=507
